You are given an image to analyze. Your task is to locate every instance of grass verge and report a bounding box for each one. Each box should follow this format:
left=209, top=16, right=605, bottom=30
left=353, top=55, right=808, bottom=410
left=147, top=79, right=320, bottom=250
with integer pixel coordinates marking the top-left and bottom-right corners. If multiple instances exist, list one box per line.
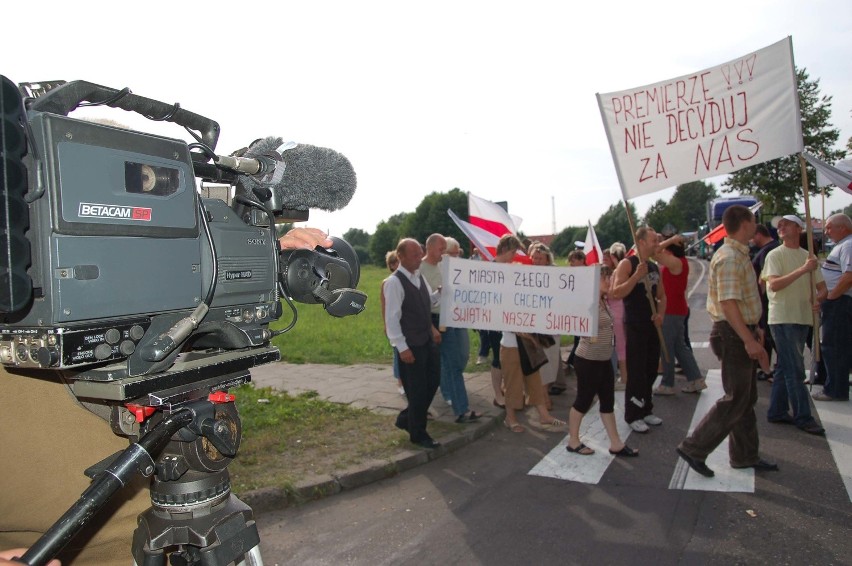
left=229, top=384, right=458, bottom=497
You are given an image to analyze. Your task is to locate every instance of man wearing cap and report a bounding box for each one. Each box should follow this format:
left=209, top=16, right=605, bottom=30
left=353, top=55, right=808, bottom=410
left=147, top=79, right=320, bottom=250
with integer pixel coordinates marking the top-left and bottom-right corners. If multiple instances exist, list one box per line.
left=761, top=215, right=827, bottom=435
left=813, top=213, right=852, bottom=401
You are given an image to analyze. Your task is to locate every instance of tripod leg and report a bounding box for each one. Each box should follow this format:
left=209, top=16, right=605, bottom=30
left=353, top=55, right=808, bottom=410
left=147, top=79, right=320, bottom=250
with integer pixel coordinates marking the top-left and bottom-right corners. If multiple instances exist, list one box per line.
left=235, top=545, right=264, bottom=566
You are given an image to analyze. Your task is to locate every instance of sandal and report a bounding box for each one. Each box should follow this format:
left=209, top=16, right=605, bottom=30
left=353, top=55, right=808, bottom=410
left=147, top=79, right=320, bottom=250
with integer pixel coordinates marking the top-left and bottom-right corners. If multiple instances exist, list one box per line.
left=503, top=420, right=525, bottom=433
left=493, top=399, right=505, bottom=409
left=541, top=418, right=567, bottom=428
left=609, top=445, right=639, bottom=457
left=566, top=442, right=594, bottom=455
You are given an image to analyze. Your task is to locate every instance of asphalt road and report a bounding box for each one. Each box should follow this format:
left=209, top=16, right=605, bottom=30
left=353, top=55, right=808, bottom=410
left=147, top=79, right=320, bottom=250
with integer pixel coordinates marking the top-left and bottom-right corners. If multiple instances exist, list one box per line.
left=255, top=258, right=852, bottom=565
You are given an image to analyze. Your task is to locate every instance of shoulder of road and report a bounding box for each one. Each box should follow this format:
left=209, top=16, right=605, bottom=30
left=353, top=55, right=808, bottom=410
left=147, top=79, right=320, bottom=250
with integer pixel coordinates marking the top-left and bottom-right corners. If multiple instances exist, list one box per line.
left=242, top=359, right=506, bottom=514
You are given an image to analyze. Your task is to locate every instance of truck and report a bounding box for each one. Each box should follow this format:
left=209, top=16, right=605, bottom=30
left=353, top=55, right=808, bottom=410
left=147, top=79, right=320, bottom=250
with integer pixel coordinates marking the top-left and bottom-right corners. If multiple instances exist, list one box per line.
left=707, top=195, right=760, bottom=230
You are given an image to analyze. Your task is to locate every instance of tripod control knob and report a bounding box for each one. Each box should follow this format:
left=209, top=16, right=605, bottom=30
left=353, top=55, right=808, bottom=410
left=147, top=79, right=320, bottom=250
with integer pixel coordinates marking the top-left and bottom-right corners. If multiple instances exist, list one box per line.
left=200, top=418, right=236, bottom=457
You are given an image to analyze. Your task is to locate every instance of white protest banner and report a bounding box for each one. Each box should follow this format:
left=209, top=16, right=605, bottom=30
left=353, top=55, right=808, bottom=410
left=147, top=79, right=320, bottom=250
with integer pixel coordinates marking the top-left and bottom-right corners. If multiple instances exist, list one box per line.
left=597, top=37, right=802, bottom=200
left=439, top=257, right=600, bottom=336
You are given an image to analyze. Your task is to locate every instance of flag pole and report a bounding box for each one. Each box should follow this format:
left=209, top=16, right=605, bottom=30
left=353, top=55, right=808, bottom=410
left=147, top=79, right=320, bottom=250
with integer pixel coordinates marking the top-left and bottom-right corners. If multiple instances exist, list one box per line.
left=798, top=154, right=820, bottom=364
left=622, top=200, right=670, bottom=363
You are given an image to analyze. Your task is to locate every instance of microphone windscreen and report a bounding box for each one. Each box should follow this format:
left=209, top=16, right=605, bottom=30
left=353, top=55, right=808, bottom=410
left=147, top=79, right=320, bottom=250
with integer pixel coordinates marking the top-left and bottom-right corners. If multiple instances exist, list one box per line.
left=237, top=137, right=356, bottom=212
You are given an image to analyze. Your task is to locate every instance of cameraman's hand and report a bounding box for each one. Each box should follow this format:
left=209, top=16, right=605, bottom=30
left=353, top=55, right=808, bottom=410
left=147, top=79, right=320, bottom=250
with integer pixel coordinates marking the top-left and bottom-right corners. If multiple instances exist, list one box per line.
left=279, top=227, right=333, bottom=250
left=0, top=548, right=60, bottom=566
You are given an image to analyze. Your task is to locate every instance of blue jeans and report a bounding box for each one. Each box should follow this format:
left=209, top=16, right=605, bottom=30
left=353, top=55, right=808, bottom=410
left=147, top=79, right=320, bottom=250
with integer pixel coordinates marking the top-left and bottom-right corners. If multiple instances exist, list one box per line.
left=440, top=327, right=470, bottom=416
left=660, top=314, right=702, bottom=386
left=821, top=295, right=852, bottom=400
left=768, top=324, right=815, bottom=426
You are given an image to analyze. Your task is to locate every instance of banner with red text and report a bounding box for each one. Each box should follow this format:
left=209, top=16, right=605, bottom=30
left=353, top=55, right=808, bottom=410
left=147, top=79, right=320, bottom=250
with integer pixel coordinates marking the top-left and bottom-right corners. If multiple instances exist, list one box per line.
left=597, top=37, right=802, bottom=200
left=439, top=257, right=600, bottom=336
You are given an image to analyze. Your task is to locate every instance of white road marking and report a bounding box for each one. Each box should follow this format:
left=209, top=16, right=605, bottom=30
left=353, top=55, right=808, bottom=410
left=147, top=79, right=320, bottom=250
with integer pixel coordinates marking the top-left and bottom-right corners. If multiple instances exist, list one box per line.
left=669, top=369, right=755, bottom=492
left=528, top=391, right=634, bottom=484
left=809, top=387, right=852, bottom=502
left=690, top=341, right=710, bottom=349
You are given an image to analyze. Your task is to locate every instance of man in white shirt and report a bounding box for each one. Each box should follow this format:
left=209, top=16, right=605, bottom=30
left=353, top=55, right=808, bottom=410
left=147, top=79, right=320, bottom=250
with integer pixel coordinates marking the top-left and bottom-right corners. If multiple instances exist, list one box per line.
left=383, top=238, right=442, bottom=448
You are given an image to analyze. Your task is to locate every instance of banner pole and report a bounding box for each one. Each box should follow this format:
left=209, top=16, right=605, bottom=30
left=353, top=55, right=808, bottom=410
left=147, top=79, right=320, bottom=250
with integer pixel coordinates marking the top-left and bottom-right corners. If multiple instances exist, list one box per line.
left=622, top=200, right=670, bottom=363
left=798, top=154, right=821, bottom=364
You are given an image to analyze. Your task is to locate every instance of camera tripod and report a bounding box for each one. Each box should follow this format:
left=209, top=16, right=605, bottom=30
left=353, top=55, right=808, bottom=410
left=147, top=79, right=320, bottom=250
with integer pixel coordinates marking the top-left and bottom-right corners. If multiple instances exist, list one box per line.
left=19, top=365, right=266, bottom=566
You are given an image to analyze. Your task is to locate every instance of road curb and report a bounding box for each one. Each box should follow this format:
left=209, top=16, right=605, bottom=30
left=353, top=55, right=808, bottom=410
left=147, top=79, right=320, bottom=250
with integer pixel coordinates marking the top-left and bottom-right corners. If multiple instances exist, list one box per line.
left=241, top=414, right=500, bottom=515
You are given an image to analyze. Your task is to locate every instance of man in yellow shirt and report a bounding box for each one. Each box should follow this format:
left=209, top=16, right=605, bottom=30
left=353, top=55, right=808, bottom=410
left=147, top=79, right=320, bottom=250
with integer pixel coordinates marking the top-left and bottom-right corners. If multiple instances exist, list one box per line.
left=762, top=215, right=827, bottom=435
left=676, top=205, right=775, bottom=477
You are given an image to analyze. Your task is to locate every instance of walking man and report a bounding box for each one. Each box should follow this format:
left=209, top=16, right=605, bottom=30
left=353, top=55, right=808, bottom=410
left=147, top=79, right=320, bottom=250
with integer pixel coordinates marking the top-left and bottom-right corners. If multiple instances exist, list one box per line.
left=676, top=205, right=776, bottom=477
left=762, top=215, right=826, bottom=435
left=384, top=238, right=442, bottom=449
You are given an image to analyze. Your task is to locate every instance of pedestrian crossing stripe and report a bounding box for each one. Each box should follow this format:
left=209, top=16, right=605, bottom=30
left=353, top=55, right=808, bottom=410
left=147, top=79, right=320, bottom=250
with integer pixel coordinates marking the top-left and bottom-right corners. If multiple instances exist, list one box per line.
left=528, top=391, right=634, bottom=484
left=669, top=369, right=755, bottom=492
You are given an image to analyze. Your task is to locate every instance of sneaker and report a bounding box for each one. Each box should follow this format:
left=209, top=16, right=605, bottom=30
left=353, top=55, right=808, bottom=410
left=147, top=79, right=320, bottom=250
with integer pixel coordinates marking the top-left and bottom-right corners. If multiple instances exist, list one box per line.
left=654, top=385, right=676, bottom=396
left=630, top=419, right=650, bottom=433
left=445, top=399, right=453, bottom=406
left=476, top=356, right=488, bottom=365
left=614, top=379, right=626, bottom=391
left=682, top=379, right=707, bottom=393
left=643, top=414, right=663, bottom=426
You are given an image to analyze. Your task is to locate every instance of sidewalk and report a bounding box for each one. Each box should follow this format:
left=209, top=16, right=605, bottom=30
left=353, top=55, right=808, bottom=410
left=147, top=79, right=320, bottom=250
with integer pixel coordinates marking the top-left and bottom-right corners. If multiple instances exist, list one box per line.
left=241, top=360, right=506, bottom=513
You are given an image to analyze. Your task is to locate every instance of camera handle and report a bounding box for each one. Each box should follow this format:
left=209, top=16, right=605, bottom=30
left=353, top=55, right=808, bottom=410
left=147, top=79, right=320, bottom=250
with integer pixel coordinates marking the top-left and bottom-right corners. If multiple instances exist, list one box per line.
left=18, top=409, right=195, bottom=566
left=26, top=80, right=221, bottom=151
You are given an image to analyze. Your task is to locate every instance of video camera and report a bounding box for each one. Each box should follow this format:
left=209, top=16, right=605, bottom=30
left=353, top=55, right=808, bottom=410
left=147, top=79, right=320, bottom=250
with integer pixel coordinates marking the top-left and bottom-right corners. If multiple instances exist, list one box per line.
left=0, top=76, right=367, bottom=401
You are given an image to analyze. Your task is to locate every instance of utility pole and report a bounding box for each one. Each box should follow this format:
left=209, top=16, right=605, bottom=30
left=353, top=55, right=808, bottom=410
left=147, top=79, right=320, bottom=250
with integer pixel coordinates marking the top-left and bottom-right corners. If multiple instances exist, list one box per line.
left=551, top=195, right=556, bottom=235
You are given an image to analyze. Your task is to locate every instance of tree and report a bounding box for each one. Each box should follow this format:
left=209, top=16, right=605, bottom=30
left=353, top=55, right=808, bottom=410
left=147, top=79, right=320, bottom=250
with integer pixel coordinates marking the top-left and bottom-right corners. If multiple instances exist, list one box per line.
left=398, top=188, right=468, bottom=245
left=723, top=68, right=846, bottom=216
left=844, top=202, right=852, bottom=218
left=670, top=180, right=717, bottom=230
left=643, top=199, right=683, bottom=234
left=343, top=228, right=370, bottom=248
left=369, top=212, right=410, bottom=266
left=595, top=201, right=639, bottom=249
left=551, top=225, right=583, bottom=257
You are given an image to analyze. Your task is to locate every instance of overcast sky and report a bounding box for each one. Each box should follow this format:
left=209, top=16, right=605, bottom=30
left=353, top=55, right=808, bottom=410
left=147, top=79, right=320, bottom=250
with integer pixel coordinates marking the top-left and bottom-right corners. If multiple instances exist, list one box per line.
left=4, top=0, right=850, bottom=238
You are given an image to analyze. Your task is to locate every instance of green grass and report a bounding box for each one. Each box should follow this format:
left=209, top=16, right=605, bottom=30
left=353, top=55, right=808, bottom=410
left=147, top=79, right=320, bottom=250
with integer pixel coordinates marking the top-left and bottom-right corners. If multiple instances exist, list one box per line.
left=271, top=264, right=392, bottom=364
left=229, top=383, right=458, bottom=495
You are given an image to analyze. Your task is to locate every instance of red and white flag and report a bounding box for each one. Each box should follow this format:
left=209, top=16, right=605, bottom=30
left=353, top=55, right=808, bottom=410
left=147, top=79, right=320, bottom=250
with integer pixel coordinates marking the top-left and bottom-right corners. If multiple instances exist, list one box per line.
left=805, top=153, right=852, bottom=195
left=468, top=192, right=522, bottom=237
left=583, top=221, right=604, bottom=265
left=448, top=209, right=500, bottom=261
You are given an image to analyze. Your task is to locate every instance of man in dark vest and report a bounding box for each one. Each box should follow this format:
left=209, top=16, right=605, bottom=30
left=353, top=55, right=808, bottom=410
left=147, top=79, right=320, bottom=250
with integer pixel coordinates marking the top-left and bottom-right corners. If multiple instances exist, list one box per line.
left=383, top=238, right=443, bottom=448
left=611, top=226, right=667, bottom=433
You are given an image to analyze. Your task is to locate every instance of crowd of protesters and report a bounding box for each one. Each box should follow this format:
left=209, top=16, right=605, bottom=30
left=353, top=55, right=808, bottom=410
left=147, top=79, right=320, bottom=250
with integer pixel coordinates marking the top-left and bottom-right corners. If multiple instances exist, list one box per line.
left=381, top=210, right=850, bottom=480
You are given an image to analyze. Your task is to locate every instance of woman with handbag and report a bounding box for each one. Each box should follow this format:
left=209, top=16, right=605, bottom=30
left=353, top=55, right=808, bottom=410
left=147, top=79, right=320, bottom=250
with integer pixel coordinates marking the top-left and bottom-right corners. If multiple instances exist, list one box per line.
left=495, top=235, right=567, bottom=433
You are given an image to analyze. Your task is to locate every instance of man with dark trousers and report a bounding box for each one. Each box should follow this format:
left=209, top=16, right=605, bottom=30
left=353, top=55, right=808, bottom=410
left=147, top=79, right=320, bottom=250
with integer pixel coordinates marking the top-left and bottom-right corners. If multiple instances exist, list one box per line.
left=383, top=238, right=442, bottom=449
left=611, top=226, right=666, bottom=433
left=676, top=205, right=777, bottom=477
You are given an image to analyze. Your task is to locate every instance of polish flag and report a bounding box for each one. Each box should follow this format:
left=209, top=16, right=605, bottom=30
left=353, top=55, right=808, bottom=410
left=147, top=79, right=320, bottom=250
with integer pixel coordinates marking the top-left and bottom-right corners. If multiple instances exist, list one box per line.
left=448, top=209, right=500, bottom=261
left=583, top=221, right=604, bottom=265
left=468, top=192, right=522, bottom=237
